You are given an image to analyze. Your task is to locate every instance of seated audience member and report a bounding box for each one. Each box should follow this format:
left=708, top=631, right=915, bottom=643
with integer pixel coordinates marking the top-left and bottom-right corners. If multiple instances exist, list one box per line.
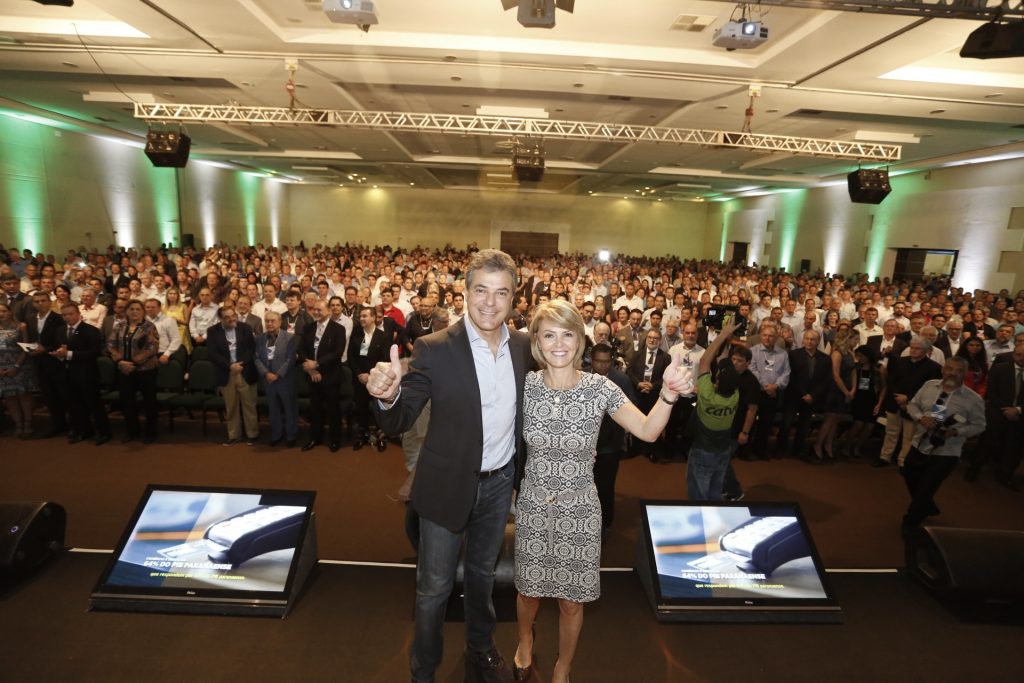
left=188, top=287, right=219, bottom=346
left=144, top=298, right=182, bottom=365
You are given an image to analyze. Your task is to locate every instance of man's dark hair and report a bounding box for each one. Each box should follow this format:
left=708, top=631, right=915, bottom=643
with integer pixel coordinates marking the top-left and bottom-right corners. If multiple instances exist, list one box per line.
left=591, top=342, right=614, bottom=358
left=716, top=362, right=739, bottom=397
left=729, top=345, right=752, bottom=362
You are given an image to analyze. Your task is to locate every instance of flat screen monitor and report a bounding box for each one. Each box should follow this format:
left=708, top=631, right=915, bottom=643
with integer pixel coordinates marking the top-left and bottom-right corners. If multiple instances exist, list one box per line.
left=91, top=485, right=317, bottom=617
left=636, top=500, right=840, bottom=622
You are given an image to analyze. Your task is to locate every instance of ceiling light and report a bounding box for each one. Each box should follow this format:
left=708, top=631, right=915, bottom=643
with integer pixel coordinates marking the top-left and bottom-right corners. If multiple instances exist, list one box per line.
left=502, top=0, right=576, bottom=29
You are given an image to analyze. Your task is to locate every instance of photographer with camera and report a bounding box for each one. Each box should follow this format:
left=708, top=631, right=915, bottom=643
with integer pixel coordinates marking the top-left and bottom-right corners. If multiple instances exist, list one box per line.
left=901, top=355, right=986, bottom=535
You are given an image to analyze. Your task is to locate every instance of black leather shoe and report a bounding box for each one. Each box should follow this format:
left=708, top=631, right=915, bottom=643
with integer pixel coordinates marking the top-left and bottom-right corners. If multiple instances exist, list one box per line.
left=67, top=433, right=83, bottom=444
left=286, top=439, right=296, bottom=448
left=512, top=654, right=536, bottom=682
left=222, top=437, right=243, bottom=446
left=329, top=441, right=341, bottom=453
left=301, top=440, right=320, bottom=452
left=94, top=434, right=111, bottom=446
left=268, top=437, right=283, bottom=447
left=375, top=437, right=387, bottom=452
left=121, top=435, right=137, bottom=444
left=352, top=436, right=367, bottom=451
left=142, top=436, right=155, bottom=445
left=465, top=648, right=513, bottom=683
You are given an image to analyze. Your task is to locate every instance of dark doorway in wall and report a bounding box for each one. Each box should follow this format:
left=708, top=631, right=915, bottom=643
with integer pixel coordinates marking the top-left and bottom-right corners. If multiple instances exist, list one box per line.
left=501, top=231, right=559, bottom=257
left=731, top=242, right=748, bottom=264
left=893, top=248, right=958, bottom=282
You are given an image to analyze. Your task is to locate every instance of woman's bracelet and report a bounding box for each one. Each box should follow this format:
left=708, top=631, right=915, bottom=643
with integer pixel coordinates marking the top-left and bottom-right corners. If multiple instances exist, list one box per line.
left=659, top=390, right=679, bottom=405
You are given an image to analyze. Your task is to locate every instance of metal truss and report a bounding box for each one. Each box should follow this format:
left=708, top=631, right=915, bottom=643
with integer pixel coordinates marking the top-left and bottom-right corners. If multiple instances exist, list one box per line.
left=134, top=103, right=901, bottom=162
left=701, top=0, right=1023, bottom=21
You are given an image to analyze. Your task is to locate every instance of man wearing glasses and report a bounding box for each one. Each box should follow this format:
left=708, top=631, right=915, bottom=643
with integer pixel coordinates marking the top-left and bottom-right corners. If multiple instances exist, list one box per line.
left=901, top=356, right=986, bottom=536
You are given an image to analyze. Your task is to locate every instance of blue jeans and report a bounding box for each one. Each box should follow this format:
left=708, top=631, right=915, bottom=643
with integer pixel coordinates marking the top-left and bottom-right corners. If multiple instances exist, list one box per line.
left=411, top=459, right=514, bottom=683
left=687, top=444, right=735, bottom=501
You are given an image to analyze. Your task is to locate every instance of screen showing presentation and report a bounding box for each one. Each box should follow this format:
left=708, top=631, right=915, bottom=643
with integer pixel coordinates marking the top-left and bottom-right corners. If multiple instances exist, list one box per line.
left=640, top=502, right=834, bottom=605
left=96, top=486, right=316, bottom=597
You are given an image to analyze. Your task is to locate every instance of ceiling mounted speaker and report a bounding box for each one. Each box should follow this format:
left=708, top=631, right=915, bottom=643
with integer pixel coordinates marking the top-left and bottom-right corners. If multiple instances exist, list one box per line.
left=144, top=131, right=191, bottom=168
left=847, top=168, right=890, bottom=204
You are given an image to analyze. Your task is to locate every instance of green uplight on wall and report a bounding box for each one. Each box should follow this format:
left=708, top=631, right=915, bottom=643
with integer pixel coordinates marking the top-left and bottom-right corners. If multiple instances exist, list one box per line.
left=239, top=173, right=258, bottom=245
left=0, top=114, right=48, bottom=253
left=776, top=189, right=807, bottom=272
left=149, top=165, right=179, bottom=247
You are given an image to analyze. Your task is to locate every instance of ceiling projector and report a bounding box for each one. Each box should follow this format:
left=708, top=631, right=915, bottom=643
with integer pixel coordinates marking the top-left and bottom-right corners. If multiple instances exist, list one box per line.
left=323, top=0, right=379, bottom=31
left=713, top=20, right=768, bottom=50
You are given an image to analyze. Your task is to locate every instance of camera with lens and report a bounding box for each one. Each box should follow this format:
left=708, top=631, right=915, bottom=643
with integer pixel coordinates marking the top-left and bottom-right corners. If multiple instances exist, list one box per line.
left=928, top=415, right=957, bottom=448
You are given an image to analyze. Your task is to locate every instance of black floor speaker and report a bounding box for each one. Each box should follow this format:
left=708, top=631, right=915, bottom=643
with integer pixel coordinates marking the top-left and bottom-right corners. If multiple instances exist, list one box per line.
left=0, top=502, right=66, bottom=586
left=906, top=526, right=1024, bottom=620
left=446, top=521, right=516, bottom=622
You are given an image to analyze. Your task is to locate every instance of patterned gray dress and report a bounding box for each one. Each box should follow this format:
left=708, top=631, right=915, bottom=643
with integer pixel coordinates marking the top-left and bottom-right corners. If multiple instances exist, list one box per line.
left=514, top=370, right=627, bottom=603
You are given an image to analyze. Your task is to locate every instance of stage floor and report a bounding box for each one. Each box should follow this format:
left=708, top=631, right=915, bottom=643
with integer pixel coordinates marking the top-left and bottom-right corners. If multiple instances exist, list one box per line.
left=1, top=553, right=1021, bottom=683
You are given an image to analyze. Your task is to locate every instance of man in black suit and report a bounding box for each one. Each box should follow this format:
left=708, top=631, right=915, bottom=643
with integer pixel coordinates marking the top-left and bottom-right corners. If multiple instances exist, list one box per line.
left=867, top=319, right=907, bottom=364
left=368, top=249, right=531, bottom=683
left=207, top=307, right=259, bottom=445
left=26, top=292, right=67, bottom=437
left=627, top=327, right=670, bottom=460
left=348, top=305, right=391, bottom=450
left=0, top=273, right=32, bottom=324
left=778, top=329, right=831, bottom=459
left=972, top=343, right=1024, bottom=490
left=51, top=302, right=110, bottom=444
left=298, top=299, right=346, bottom=452
left=592, top=342, right=637, bottom=536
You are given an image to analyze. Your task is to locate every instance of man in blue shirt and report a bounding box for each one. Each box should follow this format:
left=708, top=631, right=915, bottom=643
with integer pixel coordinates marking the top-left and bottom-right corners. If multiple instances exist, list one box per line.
left=749, top=321, right=791, bottom=459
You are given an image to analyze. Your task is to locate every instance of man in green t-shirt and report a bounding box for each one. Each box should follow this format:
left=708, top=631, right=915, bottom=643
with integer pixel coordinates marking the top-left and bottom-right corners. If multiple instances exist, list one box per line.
left=687, top=323, right=740, bottom=500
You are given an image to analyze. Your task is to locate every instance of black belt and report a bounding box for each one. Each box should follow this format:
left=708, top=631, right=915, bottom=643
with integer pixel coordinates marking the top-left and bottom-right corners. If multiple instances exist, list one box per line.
left=479, top=460, right=512, bottom=479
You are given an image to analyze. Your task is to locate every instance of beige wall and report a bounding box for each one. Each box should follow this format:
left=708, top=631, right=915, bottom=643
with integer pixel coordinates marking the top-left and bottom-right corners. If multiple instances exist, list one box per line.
left=0, top=115, right=287, bottom=253
left=287, top=185, right=708, bottom=259
left=703, top=157, right=1024, bottom=293
left=3, top=116, right=1023, bottom=295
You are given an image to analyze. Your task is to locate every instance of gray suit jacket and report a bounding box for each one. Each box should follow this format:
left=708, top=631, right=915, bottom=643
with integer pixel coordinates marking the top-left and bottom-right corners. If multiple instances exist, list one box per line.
left=254, top=330, right=298, bottom=385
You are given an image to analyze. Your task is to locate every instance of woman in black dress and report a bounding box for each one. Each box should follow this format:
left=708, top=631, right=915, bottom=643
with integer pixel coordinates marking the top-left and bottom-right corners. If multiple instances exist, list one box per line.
left=842, top=345, right=884, bottom=458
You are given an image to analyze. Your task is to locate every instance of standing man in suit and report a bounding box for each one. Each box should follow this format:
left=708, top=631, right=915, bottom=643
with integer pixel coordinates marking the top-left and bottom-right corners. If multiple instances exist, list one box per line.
left=299, top=299, right=346, bottom=452
left=367, top=249, right=531, bottom=683
left=749, top=322, right=791, bottom=460
left=867, top=319, right=908, bottom=366
left=627, top=327, right=670, bottom=461
left=207, top=308, right=259, bottom=446
left=777, top=330, right=831, bottom=459
left=613, top=308, right=645, bottom=367
left=974, top=344, right=1024, bottom=490
left=27, top=292, right=67, bottom=437
left=255, top=310, right=299, bottom=448
left=51, top=302, right=110, bottom=444
left=348, top=305, right=391, bottom=450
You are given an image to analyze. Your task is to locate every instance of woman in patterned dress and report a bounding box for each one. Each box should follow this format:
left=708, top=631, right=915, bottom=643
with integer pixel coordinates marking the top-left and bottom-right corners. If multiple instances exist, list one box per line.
left=0, top=302, right=35, bottom=437
left=512, top=300, right=687, bottom=683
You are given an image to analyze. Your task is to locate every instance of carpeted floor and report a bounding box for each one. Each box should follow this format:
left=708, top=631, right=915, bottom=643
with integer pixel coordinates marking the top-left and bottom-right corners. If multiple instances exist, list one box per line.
left=3, top=414, right=1023, bottom=682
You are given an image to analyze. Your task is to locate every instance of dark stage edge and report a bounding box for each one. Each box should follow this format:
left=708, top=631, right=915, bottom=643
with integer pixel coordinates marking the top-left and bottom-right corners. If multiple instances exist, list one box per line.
left=1, top=553, right=1021, bottom=683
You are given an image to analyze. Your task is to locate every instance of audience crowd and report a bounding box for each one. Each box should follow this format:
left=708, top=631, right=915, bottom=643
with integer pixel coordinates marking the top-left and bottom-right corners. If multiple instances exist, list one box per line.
left=1, top=241, right=1021, bottom=502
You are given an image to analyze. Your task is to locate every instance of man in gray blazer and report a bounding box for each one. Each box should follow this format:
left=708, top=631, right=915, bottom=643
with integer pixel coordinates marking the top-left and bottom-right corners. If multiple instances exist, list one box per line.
left=254, top=310, right=298, bottom=447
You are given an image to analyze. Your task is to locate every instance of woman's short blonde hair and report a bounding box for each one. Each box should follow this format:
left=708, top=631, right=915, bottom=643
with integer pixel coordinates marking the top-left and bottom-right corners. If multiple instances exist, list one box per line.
left=528, top=299, right=586, bottom=370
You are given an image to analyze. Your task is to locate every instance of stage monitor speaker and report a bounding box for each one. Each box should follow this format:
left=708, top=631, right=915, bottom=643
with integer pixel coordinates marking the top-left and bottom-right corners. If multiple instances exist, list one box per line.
left=847, top=169, right=891, bottom=204
left=145, top=131, right=191, bottom=168
left=906, top=526, right=1024, bottom=619
left=0, top=502, right=66, bottom=585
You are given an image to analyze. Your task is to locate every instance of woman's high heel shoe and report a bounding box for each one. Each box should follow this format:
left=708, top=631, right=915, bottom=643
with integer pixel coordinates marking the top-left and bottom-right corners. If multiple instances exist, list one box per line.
left=514, top=625, right=537, bottom=681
